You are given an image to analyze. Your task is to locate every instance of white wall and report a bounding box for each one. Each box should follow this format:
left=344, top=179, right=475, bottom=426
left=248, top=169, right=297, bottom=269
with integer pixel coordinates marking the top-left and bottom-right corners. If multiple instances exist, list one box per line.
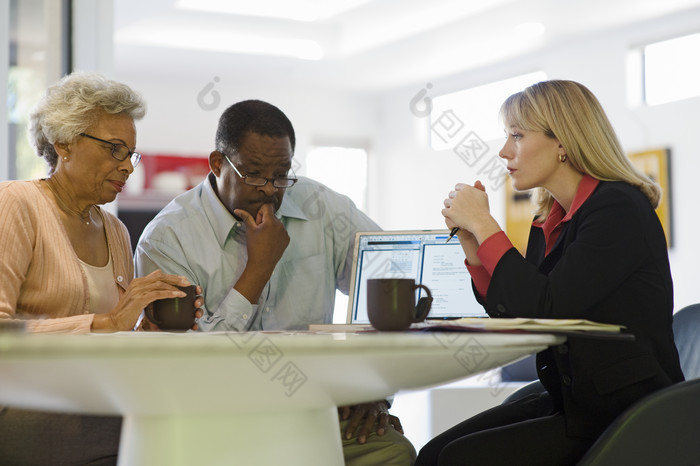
left=115, top=76, right=378, bottom=157
left=112, top=8, right=700, bottom=310
left=369, top=8, right=700, bottom=311
left=73, top=0, right=114, bottom=74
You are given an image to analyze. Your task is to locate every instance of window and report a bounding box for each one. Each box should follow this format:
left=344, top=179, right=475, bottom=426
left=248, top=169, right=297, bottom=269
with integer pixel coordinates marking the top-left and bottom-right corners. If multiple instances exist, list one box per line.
left=429, top=71, right=547, bottom=151
left=629, top=32, right=700, bottom=107
left=305, top=145, right=368, bottom=211
left=7, top=0, right=70, bottom=180
left=304, top=145, right=369, bottom=323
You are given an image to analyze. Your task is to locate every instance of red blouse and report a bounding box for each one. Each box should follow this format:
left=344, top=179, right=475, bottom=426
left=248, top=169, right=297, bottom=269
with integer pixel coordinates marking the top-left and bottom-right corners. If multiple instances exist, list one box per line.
left=467, top=174, right=600, bottom=298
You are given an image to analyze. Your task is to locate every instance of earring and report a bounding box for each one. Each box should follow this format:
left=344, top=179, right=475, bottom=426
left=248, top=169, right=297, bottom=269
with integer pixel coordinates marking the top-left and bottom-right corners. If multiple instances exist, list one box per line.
left=63, top=157, right=68, bottom=160
left=559, top=153, right=567, bottom=163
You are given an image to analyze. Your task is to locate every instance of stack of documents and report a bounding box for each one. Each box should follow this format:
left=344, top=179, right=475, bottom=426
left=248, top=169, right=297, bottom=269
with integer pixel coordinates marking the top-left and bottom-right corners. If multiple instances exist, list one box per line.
left=420, top=318, right=624, bottom=333
left=308, top=318, right=625, bottom=335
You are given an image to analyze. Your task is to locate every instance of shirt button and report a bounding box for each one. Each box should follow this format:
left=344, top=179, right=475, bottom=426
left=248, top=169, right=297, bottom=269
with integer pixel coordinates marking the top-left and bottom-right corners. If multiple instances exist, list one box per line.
left=557, top=345, right=568, bottom=354
left=265, top=307, right=270, bottom=312
left=496, top=304, right=506, bottom=313
left=242, top=314, right=248, bottom=320
left=117, top=276, right=124, bottom=282
left=562, top=375, right=572, bottom=385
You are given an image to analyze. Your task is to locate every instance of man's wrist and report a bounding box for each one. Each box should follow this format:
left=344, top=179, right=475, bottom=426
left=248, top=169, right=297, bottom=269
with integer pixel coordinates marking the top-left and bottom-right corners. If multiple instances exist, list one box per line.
left=234, top=266, right=274, bottom=304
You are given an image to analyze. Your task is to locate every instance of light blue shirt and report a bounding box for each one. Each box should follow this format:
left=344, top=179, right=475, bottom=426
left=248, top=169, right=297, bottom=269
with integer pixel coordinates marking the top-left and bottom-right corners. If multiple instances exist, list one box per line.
left=134, top=174, right=380, bottom=331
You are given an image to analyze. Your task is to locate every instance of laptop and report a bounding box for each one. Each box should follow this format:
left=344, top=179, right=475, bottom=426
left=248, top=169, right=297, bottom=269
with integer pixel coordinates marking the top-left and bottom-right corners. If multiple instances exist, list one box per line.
left=345, top=230, right=488, bottom=324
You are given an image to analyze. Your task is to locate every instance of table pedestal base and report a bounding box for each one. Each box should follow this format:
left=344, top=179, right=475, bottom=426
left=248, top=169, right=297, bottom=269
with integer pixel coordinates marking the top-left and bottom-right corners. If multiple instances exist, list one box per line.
left=118, top=406, right=344, bottom=465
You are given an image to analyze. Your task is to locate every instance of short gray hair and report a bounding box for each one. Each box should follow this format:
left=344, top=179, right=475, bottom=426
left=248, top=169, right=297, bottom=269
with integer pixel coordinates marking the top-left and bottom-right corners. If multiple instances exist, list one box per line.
left=28, top=71, right=146, bottom=173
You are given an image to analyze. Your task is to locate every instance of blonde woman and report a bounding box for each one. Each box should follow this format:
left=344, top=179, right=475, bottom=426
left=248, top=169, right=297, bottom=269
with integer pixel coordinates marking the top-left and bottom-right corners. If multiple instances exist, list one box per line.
left=0, top=71, right=202, bottom=464
left=417, top=80, right=683, bottom=465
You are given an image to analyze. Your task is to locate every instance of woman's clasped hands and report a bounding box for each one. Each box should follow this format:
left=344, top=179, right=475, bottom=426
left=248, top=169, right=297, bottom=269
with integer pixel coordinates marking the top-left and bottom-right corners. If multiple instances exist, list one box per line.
left=442, top=180, right=501, bottom=245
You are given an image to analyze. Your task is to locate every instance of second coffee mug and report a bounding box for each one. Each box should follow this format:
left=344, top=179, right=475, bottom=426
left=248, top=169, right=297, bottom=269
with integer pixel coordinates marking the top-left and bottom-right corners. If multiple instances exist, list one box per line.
left=367, top=278, right=433, bottom=331
left=146, top=284, right=198, bottom=332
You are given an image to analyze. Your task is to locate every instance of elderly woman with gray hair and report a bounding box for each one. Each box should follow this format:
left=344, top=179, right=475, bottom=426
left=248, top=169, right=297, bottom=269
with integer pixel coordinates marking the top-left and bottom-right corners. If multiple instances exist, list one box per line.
left=0, top=71, right=202, bottom=464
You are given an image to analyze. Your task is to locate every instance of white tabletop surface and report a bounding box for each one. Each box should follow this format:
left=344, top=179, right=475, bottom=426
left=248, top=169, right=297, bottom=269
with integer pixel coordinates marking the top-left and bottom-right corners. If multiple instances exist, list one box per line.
left=0, top=331, right=563, bottom=414
left=0, top=330, right=564, bottom=465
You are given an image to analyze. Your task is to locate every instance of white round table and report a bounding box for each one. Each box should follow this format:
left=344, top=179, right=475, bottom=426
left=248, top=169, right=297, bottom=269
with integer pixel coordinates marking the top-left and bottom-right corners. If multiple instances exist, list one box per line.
left=0, top=331, right=564, bottom=465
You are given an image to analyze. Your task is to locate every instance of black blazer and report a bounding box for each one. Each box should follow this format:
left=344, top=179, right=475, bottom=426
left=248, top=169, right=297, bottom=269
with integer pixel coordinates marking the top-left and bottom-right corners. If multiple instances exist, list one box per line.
left=481, top=181, right=684, bottom=438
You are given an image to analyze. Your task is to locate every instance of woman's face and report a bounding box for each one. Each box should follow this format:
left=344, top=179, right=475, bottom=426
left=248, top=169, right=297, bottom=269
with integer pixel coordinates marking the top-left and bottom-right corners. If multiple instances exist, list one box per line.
left=498, top=124, right=563, bottom=192
left=60, top=112, right=136, bottom=205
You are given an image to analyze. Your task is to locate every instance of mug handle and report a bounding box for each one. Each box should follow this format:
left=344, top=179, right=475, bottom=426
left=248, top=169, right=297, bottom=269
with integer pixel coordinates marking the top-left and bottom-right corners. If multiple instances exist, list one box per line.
left=412, top=284, right=433, bottom=322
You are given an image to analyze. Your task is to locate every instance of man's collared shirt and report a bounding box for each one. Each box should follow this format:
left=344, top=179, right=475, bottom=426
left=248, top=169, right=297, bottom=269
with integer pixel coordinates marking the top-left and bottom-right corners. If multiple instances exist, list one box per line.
left=135, top=174, right=379, bottom=331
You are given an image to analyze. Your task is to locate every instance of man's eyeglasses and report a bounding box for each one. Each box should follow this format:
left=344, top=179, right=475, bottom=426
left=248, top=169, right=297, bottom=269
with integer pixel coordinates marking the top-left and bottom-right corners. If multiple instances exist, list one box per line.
left=80, top=133, right=142, bottom=168
left=223, top=153, right=297, bottom=188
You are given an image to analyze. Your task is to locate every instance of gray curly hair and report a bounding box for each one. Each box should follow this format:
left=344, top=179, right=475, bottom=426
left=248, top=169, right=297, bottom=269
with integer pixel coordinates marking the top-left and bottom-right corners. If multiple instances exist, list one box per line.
left=28, top=71, right=146, bottom=174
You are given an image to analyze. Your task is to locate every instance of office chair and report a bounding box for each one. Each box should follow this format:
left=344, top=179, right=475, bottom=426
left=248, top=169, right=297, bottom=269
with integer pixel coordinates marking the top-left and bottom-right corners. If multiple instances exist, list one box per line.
left=671, top=302, right=700, bottom=380
left=501, top=303, right=700, bottom=465
left=576, top=377, right=700, bottom=465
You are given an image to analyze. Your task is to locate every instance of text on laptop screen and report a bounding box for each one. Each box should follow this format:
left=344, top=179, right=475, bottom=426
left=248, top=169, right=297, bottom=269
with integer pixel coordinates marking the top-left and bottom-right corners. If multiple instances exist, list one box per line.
left=347, top=231, right=488, bottom=323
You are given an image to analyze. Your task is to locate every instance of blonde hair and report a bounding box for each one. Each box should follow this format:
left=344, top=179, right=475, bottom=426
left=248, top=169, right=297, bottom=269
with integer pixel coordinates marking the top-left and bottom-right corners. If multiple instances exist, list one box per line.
left=500, top=80, right=660, bottom=220
left=28, top=71, right=146, bottom=174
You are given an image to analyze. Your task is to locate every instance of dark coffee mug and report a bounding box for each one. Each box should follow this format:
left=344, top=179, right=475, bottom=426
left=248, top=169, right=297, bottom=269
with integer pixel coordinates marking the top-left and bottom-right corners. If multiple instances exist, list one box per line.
left=146, top=285, right=198, bottom=331
left=367, top=278, right=433, bottom=331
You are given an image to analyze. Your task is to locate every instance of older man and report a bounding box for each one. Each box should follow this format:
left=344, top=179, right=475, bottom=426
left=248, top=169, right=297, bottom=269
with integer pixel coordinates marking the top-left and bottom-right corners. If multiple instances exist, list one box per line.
left=135, top=100, right=416, bottom=465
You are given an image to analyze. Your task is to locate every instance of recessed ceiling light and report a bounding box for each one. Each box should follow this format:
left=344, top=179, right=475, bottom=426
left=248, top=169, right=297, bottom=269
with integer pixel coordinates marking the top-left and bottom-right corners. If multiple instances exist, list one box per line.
left=114, top=28, right=324, bottom=60
left=515, top=22, right=546, bottom=38
left=175, top=0, right=373, bottom=22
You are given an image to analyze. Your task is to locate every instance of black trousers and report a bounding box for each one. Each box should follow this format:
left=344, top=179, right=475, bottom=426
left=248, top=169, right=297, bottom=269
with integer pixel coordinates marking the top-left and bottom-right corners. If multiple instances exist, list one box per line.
left=0, top=406, right=121, bottom=465
left=415, top=392, right=593, bottom=466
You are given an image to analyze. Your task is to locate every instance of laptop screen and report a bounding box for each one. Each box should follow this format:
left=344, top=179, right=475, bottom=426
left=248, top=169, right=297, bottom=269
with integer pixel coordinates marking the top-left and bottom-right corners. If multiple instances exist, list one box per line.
left=346, top=230, right=488, bottom=324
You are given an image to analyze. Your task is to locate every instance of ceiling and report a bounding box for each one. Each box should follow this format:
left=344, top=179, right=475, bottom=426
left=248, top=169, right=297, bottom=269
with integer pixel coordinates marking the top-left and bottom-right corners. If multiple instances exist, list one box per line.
left=112, top=0, right=700, bottom=92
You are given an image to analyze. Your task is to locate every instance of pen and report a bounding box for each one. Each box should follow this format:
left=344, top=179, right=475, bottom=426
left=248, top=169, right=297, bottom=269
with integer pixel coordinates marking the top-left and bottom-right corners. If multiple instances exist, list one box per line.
left=132, top=309, right=145, bottom=331
left=446, top=227, right=459, bottom=243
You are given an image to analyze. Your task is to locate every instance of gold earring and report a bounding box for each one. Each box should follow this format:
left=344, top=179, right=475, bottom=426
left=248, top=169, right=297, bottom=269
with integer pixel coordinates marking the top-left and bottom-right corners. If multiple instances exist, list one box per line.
left=559, top=153, right=567, bottom=163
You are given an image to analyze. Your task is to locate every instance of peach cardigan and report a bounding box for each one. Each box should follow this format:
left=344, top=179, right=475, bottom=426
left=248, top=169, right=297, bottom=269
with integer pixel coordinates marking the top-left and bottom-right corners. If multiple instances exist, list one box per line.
left=0, top=180, right=133, bottom=333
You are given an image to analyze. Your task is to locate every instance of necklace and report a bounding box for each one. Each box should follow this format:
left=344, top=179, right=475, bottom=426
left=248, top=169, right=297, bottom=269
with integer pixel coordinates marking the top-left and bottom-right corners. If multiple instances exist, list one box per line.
left=44, top=178, right=94, bottom=225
